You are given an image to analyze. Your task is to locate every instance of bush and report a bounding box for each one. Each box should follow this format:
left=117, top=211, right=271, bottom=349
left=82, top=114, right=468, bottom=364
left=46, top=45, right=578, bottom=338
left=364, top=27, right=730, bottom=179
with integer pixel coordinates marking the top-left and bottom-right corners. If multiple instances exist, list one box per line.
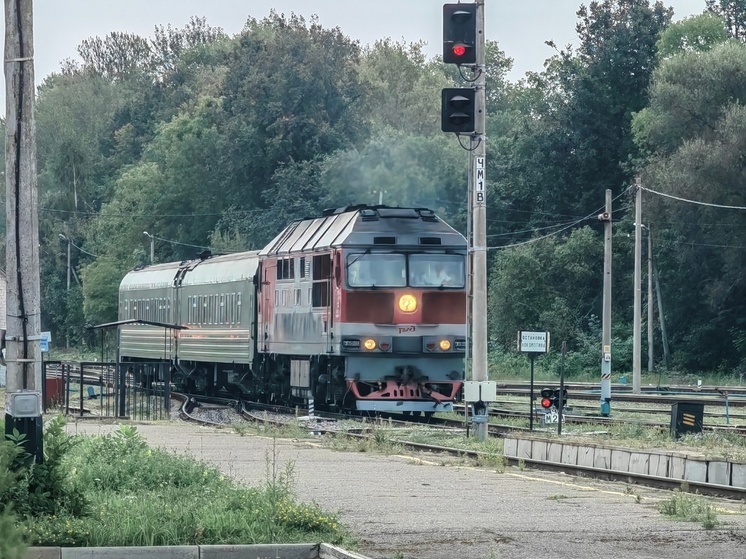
left=26, top=426, right=354, bottom=548
left=0, top=439, right=26, bottom=559
left=2, top=416, right=88, bottom=519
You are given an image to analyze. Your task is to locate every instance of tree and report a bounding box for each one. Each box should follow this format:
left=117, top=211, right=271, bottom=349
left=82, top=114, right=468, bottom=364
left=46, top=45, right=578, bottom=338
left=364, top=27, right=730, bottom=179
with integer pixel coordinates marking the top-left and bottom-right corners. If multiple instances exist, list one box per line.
left=706, top=0, right=746, bottom=40
left=632, top=41, right=746, bottom=371
left=220, top=12, right=366, bottom=211
left=656, top=13, right=729, bottom=57
left=492, top=0, right=672, bottom=225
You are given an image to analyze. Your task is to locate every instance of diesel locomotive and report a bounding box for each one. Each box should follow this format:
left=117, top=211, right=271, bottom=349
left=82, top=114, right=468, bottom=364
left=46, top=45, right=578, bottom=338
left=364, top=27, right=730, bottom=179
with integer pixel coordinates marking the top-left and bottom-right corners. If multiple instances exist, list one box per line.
left=118, top=205, right=467, bottom=414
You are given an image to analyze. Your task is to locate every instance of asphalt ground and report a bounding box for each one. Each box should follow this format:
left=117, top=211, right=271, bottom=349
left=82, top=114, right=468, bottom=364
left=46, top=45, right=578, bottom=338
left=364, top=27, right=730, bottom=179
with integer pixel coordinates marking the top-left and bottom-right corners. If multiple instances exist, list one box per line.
left=63, top=420, right=746, bottom=559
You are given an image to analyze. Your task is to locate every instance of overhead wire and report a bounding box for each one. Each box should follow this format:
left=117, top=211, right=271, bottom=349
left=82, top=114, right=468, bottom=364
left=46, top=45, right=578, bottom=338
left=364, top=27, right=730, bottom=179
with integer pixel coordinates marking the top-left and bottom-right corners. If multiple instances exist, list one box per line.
left=641, top=185, right=746, bottom=211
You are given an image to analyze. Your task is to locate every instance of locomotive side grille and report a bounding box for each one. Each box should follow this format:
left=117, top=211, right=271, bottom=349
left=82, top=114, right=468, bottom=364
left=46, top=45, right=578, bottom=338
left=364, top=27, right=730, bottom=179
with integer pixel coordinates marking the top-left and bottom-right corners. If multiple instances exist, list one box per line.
left=345, top=292, right=395, bottom=323
left=422, top=292, right=467, bottom=323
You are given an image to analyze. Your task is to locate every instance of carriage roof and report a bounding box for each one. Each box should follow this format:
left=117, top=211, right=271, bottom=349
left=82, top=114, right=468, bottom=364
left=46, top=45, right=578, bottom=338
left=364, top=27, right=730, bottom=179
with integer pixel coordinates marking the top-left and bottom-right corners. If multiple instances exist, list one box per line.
left=120, top=251, right=260, bottom=292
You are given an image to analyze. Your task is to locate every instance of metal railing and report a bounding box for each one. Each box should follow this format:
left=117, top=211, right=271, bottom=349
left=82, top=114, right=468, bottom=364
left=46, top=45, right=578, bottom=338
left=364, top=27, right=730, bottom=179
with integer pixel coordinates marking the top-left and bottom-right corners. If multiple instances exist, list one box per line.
left=42, top=361, right=172, bottom=421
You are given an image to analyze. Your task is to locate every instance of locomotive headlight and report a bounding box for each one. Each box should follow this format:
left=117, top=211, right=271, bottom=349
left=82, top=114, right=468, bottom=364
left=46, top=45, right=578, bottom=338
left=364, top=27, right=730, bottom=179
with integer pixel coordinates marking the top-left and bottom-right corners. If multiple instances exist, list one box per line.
left=398, top=294, right=417, bottom=313
left=439, top=339, right=452, bottom=351
left=363, top=338, right=377, bottom=350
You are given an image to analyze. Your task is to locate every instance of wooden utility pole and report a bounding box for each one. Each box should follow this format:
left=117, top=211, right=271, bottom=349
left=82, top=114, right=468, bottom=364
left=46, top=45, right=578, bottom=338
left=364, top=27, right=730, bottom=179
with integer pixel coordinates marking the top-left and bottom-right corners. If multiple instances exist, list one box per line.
left=5, top=0, right=43, bottom=462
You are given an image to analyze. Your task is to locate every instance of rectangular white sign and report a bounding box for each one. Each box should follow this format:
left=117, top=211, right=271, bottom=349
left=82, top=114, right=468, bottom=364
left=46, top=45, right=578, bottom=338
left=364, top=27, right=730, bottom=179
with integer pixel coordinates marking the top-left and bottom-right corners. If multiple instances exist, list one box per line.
left=518, top=330, right=550, bottom=353
left=40, top=331, right=52, bottom=353
left=474, top=155, right=485, bottom=206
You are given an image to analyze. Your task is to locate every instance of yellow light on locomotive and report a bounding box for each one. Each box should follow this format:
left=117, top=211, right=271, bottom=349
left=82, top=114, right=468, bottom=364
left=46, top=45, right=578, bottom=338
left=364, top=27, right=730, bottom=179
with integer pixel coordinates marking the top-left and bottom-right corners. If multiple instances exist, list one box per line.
left=398, top=294, right=418, bottom=313
left=439, top=339, right=452, bottom=351
left=363, top=338, right=377, bottom=350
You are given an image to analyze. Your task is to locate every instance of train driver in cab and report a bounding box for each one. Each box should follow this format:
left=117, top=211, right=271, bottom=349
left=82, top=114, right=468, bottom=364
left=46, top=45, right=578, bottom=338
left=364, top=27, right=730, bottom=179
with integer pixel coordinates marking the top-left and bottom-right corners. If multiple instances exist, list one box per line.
left=424, top=261, right=458, bottom=287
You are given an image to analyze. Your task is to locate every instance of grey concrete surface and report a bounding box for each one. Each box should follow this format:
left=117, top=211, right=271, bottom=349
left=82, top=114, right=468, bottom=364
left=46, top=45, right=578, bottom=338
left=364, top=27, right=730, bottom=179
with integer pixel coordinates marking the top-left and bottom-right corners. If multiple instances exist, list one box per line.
left=64, top=421, right=746, bottom=559
left=26, top=544, right=367, bottom=559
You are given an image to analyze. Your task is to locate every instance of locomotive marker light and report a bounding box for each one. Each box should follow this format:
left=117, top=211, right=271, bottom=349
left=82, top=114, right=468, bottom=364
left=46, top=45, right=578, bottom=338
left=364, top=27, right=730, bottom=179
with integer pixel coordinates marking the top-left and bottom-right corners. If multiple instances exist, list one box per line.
left=363, top=339, right=377, bottom=351
left=518, top=330, right=550, bottom=431
left=439, top=339, right=451, bottom=351
left=443, top=3, right=477, bottom=64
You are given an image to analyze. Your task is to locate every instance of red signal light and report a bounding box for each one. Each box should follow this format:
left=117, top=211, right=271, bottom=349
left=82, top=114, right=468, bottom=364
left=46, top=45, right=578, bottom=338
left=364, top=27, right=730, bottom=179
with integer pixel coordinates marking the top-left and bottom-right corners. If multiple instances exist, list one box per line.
left=452, top=43, right=467, bottom=57
left=541, top=397, right=552, bottom=409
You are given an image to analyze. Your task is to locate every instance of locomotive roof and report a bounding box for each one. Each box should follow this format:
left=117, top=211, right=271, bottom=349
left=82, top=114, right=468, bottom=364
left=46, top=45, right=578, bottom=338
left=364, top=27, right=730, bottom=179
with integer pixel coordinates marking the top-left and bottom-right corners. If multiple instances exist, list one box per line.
left=259, top=205, right=466, bottom=256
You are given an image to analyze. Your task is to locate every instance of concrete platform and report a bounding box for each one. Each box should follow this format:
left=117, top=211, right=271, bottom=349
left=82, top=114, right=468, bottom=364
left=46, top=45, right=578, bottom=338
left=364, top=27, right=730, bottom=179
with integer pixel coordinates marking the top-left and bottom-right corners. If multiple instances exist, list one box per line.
left=57, top=421, right=746, bottom=559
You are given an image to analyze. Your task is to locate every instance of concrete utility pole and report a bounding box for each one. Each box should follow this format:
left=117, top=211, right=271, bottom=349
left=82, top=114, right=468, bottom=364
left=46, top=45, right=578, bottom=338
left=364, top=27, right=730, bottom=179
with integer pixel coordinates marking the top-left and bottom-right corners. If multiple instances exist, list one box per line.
left=633, top=178, right=642, bottom=394
left=599, top=190, right=612, bottom=416
left=471, top=0, right=488, bottom=441
left=5, top=0, right=43, bottom=461
left=143, top=231, right=154, bottom=264
left=59, top=234, right=71, bottom=290
left=647, top=224, right=654, bottom=372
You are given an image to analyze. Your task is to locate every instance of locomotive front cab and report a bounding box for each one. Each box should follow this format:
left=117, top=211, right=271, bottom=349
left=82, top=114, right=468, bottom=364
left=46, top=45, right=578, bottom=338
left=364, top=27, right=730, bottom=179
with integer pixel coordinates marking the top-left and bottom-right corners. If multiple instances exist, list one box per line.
left=339, top=249, right=467, bottom=414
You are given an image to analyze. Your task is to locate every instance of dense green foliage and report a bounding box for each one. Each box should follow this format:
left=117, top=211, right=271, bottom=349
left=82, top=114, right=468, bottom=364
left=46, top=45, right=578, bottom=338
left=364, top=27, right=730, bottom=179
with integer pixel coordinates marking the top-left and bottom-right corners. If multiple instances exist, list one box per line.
left=6, top=2, right=744, bottom=378
left=1, top=421, right=351, bottom=547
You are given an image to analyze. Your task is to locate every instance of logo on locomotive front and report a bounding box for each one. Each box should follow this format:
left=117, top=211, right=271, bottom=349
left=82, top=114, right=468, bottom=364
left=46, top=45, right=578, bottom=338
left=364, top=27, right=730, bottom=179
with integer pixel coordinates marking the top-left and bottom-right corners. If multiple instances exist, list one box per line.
left=398, top=325, right=416, bottom=334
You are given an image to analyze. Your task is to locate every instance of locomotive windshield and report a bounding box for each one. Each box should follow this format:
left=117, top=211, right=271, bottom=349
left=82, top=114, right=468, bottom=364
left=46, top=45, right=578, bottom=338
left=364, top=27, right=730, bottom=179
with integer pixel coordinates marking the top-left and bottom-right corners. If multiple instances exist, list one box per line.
left=346, top=253, right=465, bottom=288
left=409, top=254, right=465, bottom=288
left=347, top=253, right=407, bottom=287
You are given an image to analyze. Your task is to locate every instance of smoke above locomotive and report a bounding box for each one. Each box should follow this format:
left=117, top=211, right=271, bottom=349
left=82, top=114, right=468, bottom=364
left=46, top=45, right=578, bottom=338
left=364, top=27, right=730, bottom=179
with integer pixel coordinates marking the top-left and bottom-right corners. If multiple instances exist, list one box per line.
left=119, top=205, right=467, bottom=415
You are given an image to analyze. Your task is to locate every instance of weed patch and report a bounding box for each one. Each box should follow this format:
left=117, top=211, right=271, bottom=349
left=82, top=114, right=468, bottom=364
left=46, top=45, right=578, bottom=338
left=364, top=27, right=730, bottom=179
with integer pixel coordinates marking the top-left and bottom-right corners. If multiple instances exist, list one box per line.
left=658, top=491, right=720, bottom=529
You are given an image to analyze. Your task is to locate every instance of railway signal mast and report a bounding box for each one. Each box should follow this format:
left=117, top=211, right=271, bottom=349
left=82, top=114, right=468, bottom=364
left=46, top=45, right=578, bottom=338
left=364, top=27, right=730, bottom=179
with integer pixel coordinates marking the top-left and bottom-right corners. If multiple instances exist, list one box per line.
left=442, top=1, right=492, bottom=440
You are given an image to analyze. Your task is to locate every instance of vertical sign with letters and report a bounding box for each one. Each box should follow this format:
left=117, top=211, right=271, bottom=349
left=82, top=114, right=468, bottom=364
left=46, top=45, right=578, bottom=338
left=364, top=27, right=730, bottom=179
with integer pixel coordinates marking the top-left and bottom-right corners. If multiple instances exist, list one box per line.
left=474, top=155, right=485, bottom=206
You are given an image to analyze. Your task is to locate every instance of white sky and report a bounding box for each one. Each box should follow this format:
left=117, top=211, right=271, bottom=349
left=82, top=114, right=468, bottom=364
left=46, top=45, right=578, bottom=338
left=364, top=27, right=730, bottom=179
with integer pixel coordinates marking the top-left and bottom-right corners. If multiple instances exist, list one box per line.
left=2, top=0, right=708, bottom=107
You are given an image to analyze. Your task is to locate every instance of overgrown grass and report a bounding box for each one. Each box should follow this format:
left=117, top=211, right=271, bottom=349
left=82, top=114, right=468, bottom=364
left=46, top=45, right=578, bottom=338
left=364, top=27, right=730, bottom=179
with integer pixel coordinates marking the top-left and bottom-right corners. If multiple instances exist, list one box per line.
left=486, top=349, right=745, bottom=386
left=658, top=489, right=720, bottom=529
left=558, top=423, right=746, bottom=461
left=2, top=419, right=355, bottom=549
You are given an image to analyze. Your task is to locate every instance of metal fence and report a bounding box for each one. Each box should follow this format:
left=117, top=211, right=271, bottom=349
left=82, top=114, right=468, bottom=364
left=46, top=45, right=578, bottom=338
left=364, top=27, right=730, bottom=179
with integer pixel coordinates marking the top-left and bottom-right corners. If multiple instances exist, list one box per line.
left=42, top=360, right=172, bottom=421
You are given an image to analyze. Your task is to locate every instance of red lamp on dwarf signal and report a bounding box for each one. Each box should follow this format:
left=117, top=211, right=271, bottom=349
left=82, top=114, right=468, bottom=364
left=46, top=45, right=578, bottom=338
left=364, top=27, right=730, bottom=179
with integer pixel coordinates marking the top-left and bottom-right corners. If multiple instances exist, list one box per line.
left=443, top=3, right=477, bottom=65
left=540, top=388, right=554, bottom=409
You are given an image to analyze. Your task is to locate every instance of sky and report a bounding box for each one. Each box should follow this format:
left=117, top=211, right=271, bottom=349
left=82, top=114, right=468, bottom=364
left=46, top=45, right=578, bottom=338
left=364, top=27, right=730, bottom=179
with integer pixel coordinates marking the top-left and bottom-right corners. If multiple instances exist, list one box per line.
left=2, top=0, right=709, bottom=107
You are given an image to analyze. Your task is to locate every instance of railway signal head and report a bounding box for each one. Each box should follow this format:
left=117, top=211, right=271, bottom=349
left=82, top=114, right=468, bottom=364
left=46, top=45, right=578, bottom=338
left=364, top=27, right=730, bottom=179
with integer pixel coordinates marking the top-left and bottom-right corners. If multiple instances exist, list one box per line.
left=443, top=3, right=477, bottom=65
left=540, top=388, right=553, bottom=409
left=551, top=388, right=568, bottom=409
left=441, top=88, right=476, bottom=133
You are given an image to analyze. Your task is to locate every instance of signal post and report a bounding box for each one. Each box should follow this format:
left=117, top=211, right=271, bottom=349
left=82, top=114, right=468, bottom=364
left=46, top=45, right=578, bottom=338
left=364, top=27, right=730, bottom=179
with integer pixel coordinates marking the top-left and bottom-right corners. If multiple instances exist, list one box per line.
left=441, top=1, right=489, bottom=440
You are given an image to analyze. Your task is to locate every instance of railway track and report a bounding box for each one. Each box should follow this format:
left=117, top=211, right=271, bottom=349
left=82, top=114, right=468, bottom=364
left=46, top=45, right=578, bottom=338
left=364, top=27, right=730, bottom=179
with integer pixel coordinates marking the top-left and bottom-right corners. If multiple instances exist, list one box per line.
left=174, top=394, right=746, bottom=501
